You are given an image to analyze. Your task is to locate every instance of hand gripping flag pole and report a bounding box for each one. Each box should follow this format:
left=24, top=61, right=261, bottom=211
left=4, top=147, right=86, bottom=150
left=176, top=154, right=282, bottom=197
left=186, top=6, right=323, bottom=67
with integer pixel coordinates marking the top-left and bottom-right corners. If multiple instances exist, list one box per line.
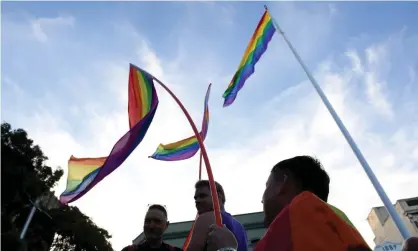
left=264, top=5, right=411, bottom=240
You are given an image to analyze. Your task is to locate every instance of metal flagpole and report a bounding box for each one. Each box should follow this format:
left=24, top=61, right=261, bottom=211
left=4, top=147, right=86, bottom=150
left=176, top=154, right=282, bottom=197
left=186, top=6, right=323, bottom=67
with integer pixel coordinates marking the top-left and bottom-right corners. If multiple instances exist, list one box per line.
left=264, top=5, right=411, bottom=240
left=19, top=193, right=54, bottom=242
left=19, top=199, right=40, bottom=240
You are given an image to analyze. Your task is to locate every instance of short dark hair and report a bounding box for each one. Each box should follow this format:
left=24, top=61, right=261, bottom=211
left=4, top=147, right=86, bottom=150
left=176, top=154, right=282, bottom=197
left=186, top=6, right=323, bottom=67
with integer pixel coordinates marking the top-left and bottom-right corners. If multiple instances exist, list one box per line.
left=195, top=180, right=226, bottom=204
left=148, top=204, right=167, bottom=218
left=271, top=155, right=330, bottom=202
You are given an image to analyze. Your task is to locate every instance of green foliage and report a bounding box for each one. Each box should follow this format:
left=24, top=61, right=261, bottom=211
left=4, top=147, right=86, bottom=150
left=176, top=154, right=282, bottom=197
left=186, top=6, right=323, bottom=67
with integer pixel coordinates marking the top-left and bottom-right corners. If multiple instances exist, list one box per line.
left=1, top=122, right=114, bottom=251
left=50, top=205, right=113, bottom=251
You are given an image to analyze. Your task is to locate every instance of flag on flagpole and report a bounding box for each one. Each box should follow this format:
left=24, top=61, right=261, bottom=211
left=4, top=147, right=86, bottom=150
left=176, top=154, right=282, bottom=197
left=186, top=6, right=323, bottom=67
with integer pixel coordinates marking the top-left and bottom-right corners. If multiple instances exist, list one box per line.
left=149, top=84, right=211, bottom=161
left=262, top=4, right=412, bottom=239
left=60, top=64, right=159, bottom=204
left=223, top=10, right=276, bottom=107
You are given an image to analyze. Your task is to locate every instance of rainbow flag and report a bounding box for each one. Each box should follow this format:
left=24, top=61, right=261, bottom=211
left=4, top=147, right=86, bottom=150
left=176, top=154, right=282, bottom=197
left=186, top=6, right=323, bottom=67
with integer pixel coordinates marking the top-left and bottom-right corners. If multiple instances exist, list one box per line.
left=223, top=10, right=276, bottom=107
left=255, top=192, right=370, bottom=251
left=60, top=64, right=159, bottom=204
left=149, top=84, right=211, bottom=161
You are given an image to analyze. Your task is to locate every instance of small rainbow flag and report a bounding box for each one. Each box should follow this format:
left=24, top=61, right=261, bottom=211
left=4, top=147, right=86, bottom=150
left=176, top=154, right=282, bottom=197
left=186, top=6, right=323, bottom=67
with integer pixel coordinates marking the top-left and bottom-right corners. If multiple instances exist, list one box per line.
left=223, top=10, right=276, bottom=107
left=149, top=84, right=211, bottom=161
left=60, top=64, right=159, bottom=204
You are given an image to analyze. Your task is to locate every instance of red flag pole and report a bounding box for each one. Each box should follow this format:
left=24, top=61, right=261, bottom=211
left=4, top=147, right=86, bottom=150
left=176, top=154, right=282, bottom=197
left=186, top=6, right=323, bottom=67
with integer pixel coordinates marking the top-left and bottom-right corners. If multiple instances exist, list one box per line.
left=183, top=151, right=204, bottom=250
left=150, top=77, right=222, bottom=227
left=198, top=151, right=203, bottom=180
left=182, top=214, right=198, bottom=250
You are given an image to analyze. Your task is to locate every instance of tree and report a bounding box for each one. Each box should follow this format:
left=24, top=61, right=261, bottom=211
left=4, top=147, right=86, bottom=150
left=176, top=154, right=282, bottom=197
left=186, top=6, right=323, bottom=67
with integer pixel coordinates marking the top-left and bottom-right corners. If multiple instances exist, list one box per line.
left=1, top=122, right=114, bottom=251
left=50, top=205, right=113, bottom=251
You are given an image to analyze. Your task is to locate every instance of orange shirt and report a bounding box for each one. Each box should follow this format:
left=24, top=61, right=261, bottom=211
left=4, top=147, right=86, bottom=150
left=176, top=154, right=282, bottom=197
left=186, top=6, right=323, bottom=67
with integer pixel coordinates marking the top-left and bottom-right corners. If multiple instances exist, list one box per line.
left=254, top=192, right=371, bottom=251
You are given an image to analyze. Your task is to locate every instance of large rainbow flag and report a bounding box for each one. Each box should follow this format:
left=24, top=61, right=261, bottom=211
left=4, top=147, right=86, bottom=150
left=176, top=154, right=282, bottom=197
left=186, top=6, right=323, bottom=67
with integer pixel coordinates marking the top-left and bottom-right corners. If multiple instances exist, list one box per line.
left=223, top=10, right=276, bottom=107
left=255, top=191, right=370, bottom=251
left=60, top=64, right=159, bottom=204
left=149, top=84, right=211, bottom=161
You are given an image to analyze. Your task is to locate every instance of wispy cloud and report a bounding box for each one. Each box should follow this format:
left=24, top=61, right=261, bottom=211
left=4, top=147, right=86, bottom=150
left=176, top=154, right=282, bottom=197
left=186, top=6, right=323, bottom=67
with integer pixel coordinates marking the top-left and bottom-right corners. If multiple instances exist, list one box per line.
left=31, top=15, right=75, bottom=42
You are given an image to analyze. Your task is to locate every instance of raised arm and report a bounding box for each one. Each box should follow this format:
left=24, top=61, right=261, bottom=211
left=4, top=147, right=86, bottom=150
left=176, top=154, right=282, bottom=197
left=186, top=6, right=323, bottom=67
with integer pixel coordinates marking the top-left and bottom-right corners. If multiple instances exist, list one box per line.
left=186, top=212, right=216, bottom=251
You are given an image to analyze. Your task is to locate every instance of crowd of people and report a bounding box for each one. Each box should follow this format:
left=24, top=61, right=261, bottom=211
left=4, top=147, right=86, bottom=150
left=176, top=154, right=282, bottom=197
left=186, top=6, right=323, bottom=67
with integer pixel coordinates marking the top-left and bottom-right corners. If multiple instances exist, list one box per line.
left=122, top=156, right=418, bottom=251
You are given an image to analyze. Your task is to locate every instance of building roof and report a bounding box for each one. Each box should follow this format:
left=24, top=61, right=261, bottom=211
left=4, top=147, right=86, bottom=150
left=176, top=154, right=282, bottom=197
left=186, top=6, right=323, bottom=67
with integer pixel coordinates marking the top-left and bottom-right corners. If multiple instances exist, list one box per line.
left=368, top=206, right=390, bottom=226
left=367, top=196, right=418, bottom=225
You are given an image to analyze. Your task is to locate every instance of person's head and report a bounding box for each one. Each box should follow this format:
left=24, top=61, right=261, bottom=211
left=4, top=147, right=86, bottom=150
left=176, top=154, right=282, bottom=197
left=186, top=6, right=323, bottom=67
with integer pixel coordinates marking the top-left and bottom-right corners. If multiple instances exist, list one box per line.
left=194, top=180, right=226, bottom=214
left=403, top=237, right=418, bottom=251
left=262, top=155, right=330, bottom=227
left=143, top=204, right=169, bottom=243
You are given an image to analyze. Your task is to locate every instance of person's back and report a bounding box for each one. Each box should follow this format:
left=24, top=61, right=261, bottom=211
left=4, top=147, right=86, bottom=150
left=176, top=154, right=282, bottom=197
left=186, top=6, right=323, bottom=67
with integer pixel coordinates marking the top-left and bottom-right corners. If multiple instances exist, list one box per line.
left=205, top=156, right=371, bottom=251
left=255, top=191, right=370, bottom=251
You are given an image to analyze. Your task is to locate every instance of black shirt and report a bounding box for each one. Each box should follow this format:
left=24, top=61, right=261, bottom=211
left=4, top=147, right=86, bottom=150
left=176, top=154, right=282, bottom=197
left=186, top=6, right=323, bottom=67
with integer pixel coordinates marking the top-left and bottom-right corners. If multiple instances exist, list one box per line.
left=121, top=241, right=183, bottom=251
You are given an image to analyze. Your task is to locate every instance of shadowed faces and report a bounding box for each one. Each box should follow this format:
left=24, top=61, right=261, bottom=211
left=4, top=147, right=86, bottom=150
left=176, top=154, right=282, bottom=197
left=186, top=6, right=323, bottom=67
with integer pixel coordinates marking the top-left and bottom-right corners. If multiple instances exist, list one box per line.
left=194, top=180, right=225, bottom=215
left=194, top=185, right=213, bottom=214
left=143, top=207, right=169, bottom=242
left=262, top=156, right=330, bottom=227
left=262, top=171, right=290, bottom=227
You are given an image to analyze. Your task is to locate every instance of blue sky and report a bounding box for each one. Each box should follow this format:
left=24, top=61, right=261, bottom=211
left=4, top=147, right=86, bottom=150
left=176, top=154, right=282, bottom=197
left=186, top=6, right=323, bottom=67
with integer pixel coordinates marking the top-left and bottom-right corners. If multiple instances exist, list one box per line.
left=2, top=1, right=418, bottom=250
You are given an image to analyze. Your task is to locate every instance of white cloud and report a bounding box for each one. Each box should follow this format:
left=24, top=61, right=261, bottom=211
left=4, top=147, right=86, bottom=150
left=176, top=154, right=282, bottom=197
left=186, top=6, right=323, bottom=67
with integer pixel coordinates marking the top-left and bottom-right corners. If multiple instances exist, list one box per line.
left=328, top=3, right=338, bottom=17
left=364, top=71, right=393, bottom=119
left=363, top=44, right=393, bottom=119
left=346, top=49, right=364, bottom=75
left=30, top=15, right=75, bottom=43
left=408, top=66, right=416, bottom=85
left=2, top=3, right=417, bottom=251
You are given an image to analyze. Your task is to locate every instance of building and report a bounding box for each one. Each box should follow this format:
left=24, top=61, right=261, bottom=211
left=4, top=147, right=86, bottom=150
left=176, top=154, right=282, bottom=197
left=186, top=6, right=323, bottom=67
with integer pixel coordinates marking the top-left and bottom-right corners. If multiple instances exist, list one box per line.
left=373, top=241, right=402, bottom=251
left=367, top=196, right=418, bottom=246
left=133, top=212, right=266, bottom=250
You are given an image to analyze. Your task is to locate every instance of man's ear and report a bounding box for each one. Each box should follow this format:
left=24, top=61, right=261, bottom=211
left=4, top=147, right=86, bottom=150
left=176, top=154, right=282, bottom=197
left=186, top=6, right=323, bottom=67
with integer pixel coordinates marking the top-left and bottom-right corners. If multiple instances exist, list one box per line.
left=218, top=194, right=225, bottom=204
left=165, top=221, right=170, bottom=230
left=275, top=174, right=288, bottom=195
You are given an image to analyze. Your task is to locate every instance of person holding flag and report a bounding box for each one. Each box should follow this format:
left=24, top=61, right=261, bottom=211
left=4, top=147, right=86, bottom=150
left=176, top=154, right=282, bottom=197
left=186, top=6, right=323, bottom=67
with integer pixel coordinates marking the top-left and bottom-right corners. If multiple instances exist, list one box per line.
left=185, top=180, right=248, bottom=251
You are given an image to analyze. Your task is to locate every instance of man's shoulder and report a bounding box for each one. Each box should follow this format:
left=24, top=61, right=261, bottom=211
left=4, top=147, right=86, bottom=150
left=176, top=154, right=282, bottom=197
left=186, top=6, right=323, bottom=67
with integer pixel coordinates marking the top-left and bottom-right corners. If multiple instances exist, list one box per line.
left=121, top=243, right=183, bottom=251
left=228, top=214, right=246, bottom=229
left=171, top=246, right=183, bottom=251
left=164, top=242, right=183, bottom=251
left=121, top=245, right=137, bottom=251
left=195, top=211, right=215, bottom=225
left=197, top=211, right=215, bottom=219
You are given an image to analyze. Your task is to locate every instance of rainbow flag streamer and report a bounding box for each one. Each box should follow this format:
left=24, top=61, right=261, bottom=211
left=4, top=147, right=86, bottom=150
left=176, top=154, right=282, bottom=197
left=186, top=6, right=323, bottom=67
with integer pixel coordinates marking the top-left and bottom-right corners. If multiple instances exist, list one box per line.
left=223, top=10, right=276, bottom=107
left=149, top=84, right=211, bottom=161
left=59, top=64, right=159, bottom=204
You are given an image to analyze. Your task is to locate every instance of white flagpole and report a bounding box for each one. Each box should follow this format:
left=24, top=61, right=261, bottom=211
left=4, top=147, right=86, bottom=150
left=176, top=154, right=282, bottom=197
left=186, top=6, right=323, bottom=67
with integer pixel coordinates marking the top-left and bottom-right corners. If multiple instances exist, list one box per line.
left=264, top=5, right=411, bottom=240
left=19, top=204, right=37, bottom=240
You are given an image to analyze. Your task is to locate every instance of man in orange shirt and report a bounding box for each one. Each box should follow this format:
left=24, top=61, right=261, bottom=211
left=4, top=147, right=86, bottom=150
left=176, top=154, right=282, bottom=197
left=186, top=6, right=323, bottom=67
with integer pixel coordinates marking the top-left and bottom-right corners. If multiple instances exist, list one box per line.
left=205, top=156, right=371, bottom=251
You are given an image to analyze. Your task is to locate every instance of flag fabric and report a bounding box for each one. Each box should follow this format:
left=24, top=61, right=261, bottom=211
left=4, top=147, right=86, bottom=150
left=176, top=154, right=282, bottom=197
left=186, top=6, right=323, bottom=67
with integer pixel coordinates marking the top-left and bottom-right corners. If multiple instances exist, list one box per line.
left=222, top=10, right=276, bottom=107
left=60, top=64, right=159, bottom=204
left=149, top=84, right=211, bottom=161
left=254, top=192, right=370, bottom=251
